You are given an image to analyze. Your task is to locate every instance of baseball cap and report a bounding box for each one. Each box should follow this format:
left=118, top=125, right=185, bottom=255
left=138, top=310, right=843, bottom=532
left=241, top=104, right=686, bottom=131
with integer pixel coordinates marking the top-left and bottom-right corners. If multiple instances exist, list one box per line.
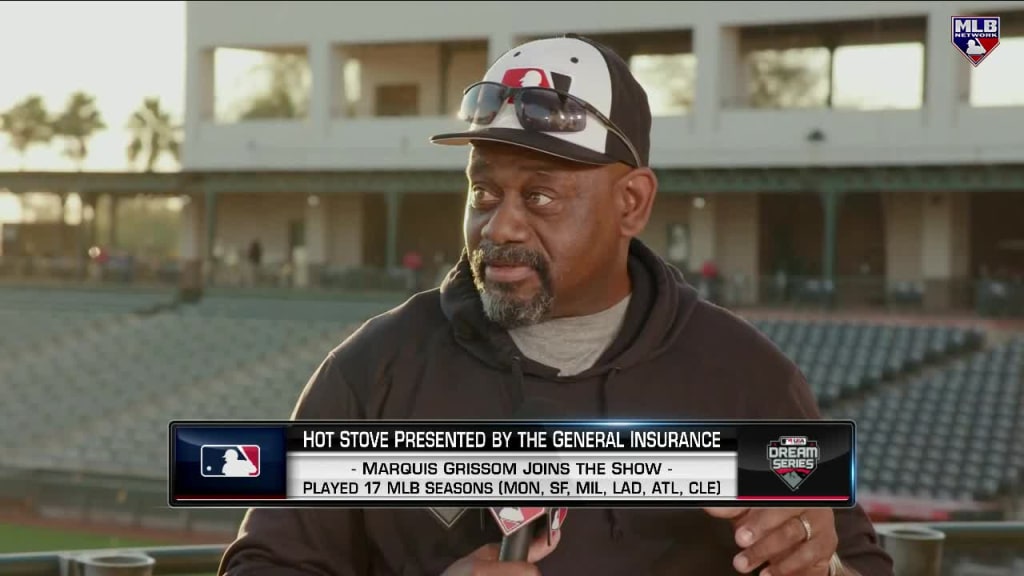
left=430, top=34, right=651, bottom=168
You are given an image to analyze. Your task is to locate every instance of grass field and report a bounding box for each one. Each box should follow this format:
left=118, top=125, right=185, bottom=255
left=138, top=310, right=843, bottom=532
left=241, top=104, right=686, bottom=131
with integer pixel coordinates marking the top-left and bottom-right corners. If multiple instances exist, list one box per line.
left=0, top=523, right=175, bottom=554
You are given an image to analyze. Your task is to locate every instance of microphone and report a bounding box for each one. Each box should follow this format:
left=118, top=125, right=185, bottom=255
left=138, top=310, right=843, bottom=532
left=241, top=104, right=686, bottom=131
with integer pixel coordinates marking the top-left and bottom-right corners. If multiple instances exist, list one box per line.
left=496, top=398, right=566, bottom=562
left=497, top=509, right=546, bottom=561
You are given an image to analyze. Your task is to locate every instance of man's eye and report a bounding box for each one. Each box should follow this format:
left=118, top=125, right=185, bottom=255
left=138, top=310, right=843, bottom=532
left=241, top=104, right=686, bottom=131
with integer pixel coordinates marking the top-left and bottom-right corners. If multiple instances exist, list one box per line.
left=471, top=186, right=497, bottom=204
left=528, top=192, right=553, bottom=207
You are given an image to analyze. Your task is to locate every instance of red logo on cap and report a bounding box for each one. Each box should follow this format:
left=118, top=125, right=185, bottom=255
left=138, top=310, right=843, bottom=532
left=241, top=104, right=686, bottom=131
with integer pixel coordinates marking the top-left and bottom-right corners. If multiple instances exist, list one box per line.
left=502, top=68, right=550, bottom=89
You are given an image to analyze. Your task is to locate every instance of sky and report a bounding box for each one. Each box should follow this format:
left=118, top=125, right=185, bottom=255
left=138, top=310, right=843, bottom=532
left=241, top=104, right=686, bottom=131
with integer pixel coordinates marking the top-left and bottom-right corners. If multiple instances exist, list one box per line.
left=0, top=1, right=1021, bottom=223
left=0, top=1, right=186, bottom=174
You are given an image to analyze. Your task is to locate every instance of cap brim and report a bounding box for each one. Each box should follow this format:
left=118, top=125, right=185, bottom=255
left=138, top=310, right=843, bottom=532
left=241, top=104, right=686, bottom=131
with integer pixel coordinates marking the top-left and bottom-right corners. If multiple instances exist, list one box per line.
left=430, top=127, right=616, bottom=166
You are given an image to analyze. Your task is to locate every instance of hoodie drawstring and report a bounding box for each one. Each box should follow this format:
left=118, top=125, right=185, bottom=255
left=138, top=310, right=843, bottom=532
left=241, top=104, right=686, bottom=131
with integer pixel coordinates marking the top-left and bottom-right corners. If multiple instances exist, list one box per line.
left=504, top=355, right=525, bottom=413
left=601, top=367, right=626, bottom=541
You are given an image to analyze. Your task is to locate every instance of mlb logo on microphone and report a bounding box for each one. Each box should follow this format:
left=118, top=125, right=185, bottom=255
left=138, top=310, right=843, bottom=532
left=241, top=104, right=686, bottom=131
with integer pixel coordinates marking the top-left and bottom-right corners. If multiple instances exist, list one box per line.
left=951, top=16, right=1000, bottom=67
left=200, top=445, right=261, bottom=478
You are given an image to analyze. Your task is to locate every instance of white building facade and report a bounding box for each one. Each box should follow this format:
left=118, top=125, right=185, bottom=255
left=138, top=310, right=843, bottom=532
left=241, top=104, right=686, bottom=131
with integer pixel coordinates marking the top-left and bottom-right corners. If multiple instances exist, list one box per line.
left=180, top=1, right=1024, bottom=308
left=184, top=0, right=1024, bottom=171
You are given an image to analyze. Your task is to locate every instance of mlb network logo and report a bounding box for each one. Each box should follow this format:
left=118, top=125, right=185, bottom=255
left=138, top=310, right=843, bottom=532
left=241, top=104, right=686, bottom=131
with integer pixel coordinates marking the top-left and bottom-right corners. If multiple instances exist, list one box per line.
left=951, top=16, right=1001, bottom=67
left=200, top=444, right=260, bottom=478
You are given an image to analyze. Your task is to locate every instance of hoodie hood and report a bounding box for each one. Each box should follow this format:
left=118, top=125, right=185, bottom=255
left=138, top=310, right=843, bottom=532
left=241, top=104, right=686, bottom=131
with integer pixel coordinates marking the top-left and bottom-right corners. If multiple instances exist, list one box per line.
left=438, top=239, right=700, bottom=542
left=439, top=238, right=700, bottom=380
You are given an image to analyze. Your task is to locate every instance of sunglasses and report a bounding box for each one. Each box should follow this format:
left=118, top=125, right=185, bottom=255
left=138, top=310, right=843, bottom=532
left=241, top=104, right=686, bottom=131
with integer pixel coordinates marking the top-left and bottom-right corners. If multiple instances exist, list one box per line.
left=458, top=81, right=643, bottom=168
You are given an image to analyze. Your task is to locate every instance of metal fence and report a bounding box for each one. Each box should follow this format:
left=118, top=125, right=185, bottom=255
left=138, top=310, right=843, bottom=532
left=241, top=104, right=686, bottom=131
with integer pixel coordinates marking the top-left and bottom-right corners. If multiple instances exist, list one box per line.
left=0, top=522, right=1022, bottom=576
left=4, top=254, right=1024, bottom=317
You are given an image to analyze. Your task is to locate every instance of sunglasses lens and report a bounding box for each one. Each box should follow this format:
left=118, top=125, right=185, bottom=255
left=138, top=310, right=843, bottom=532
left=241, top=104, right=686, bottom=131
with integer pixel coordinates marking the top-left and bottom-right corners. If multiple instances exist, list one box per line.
left=518, top=90, right=587, bottom=133
left=459, top=83, right=506, bottom=124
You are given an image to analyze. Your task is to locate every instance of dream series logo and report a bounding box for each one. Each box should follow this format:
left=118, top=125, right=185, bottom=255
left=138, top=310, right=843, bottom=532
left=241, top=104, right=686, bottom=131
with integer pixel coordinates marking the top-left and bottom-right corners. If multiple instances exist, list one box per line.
left=767, top=436, right=819, bottom=491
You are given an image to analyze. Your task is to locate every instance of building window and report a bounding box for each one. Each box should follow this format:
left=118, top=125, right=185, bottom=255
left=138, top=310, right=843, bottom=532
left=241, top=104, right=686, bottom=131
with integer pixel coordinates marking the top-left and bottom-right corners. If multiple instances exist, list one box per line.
left=213, top=47, right=311, bottom=123
left=375, top=84, right=420, bottom=117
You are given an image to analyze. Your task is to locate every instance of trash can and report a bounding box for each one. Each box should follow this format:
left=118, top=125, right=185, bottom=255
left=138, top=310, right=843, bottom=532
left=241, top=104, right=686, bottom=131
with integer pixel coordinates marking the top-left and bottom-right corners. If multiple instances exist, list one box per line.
left=76, top=552, right=156, bottom=576
left=877, top=526, right=945, bottom=576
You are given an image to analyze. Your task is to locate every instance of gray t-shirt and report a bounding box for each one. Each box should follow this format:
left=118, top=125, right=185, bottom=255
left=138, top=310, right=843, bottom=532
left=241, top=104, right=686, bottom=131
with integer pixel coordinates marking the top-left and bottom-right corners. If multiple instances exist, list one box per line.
left=508, top=294, right=632, bottom=377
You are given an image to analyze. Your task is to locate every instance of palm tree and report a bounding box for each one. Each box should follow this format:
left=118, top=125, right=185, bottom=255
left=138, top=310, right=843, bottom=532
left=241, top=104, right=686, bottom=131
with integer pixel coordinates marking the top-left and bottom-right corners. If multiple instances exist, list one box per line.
left=0, top=95, right=54, bottom=169
left=747, top=49, right=830, bottom=109
left=126, top=97, right=181, bottom=172
left=238, top=52, right=311, bottom=120
left=53, top=91, right=106, bottom=170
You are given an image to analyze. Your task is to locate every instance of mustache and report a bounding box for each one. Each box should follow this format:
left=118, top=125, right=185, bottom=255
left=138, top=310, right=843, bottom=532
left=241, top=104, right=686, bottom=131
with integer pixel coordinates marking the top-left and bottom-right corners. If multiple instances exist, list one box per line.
left=470, top=241, right=549, bottom=276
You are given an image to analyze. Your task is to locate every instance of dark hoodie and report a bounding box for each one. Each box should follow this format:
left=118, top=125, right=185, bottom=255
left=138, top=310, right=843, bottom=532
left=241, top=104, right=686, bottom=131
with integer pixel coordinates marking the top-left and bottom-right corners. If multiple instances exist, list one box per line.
left=219, top=239, right=893, bottom=576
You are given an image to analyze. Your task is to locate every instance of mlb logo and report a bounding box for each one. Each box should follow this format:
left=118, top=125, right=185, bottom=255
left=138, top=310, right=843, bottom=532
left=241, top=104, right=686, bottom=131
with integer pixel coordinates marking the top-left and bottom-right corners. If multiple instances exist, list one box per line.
left=951, top=16, right=1001, bottom=67
left=489, top=507, right=547, bottom=536
left=500, top=67, right=573, bottom=94
left=200, top=445, right=260, bottom=478
left=781, top=436, right=808, bottom=446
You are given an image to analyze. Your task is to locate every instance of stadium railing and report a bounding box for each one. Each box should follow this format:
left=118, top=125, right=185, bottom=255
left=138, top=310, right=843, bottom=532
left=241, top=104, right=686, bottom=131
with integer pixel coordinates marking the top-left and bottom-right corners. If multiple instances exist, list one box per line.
left=0, top=522, right=1022, bottom=576
left=5, top=256, right=1023, bottom=317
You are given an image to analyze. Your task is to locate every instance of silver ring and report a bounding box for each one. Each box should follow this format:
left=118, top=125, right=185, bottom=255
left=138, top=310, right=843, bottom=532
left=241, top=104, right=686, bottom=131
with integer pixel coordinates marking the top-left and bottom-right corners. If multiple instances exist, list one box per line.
left=799, top=515, right=812, bottom=542
left=828, top=553, right=844, bottom=576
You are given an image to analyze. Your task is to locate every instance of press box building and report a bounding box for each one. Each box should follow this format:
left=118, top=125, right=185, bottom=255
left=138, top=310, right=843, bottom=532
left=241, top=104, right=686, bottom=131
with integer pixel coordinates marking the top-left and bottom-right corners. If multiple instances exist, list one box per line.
left=180, top=1, right=1024, bottom=307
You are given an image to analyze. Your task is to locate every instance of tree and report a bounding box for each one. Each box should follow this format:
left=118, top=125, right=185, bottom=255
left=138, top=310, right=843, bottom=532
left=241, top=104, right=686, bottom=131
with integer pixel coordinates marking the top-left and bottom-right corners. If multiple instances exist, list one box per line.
left=746, top=48, right=830, bottom=109
left=629, top=54, right=696, bottom=116
left=53, top=91, right=106, bottom=170
left=126, top=97, right=181, bottom=172
left=237, top=52, right=311, bottom=120
left=0, top=95, right=54, bottom=168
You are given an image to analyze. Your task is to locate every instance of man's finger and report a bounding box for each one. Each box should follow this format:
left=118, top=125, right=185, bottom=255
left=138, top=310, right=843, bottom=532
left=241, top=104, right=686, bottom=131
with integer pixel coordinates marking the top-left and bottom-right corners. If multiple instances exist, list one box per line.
left=733, top=508, right=803, bottom=548
left=703, top=507, right=750, bottom=520
left=527, top=527, right=561, bottom=563
left=471, top=543, right=502, bottom=562
left=732, top=516, right=810, bottom=573
left=468, top=527, right=561, bottom=565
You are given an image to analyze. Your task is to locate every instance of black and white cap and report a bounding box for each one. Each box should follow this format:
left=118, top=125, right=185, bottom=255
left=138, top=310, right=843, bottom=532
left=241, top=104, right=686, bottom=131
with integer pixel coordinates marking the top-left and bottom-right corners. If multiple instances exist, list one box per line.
left=430, top=34, right=651, bottom=168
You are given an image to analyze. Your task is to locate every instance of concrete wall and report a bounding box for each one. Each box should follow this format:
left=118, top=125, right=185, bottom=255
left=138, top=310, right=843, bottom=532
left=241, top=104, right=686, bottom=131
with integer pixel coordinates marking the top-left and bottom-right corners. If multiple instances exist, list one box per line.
left=184, top=1, right=1024, bottom=171
left=715, top=194, right=760, bottom=303
left=344, top=43, right=442, bottom=118
left=639, top=195, right=691, bottom=264
left=396, top=193, right=465, bottom=265
left=214, top=194, right=306, bottom=265
left=883, top=192, right=924, bottom=282
left=326, top=195, right=365, bottom=268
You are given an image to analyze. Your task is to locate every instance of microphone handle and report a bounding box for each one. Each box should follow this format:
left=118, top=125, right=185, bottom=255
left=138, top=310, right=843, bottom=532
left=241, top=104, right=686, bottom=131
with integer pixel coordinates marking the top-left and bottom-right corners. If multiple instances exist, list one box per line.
left=498, top=527, right=533, bottom=562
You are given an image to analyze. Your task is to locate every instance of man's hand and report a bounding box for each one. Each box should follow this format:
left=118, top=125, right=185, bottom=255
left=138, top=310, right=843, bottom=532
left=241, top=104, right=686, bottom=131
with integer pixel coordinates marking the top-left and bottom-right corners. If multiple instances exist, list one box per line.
left=705, top=508, right=838, bottom=576
left=441, top=529, right=560, bottom=576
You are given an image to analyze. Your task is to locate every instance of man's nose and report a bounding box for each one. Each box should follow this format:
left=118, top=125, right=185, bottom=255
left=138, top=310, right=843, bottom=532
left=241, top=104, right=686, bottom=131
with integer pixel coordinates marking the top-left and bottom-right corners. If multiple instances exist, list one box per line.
left=481, top=197, right=530, bottom=245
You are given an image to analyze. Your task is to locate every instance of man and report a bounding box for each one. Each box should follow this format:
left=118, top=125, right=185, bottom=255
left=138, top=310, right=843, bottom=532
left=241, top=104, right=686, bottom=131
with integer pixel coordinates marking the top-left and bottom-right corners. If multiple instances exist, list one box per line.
left=219, top=35, right=893, bottom=576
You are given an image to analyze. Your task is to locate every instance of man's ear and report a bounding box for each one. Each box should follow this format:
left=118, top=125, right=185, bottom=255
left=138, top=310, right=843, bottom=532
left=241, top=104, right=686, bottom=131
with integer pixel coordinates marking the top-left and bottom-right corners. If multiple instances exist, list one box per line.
left=617, top=167, right=657, bottom=238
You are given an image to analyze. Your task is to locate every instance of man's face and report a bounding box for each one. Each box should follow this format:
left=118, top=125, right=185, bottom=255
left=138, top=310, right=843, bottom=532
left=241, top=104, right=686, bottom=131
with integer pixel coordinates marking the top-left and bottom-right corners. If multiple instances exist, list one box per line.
left=464, top=142, right=629, bottom=328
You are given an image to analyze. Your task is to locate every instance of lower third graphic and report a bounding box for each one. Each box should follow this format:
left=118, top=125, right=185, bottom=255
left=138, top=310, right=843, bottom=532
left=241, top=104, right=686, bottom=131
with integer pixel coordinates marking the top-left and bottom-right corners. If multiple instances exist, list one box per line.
left=201, top=444, right=261, bottom=478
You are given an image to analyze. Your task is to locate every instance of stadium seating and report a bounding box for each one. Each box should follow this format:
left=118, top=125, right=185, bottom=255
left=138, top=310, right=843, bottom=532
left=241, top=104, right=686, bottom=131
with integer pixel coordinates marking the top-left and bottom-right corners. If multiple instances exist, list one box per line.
left=180, top=294, right=400, bottom=322
left=0, top=295, right=369, bottom=478
left=828, top=337, right=1024, bottom=503
left=0, top=290, right=1018, bottom=516
left=0, top=288, right=172, bottom=362
left=752, top=320, right=985, bottom=406
left=0, top=287, right=170, bottom=314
